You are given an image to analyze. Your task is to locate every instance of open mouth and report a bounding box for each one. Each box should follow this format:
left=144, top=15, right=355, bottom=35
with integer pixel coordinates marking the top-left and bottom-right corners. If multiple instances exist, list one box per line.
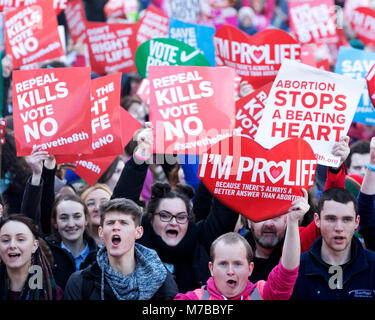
left=166, top=230, right=178, bottom=238
left=8, top=253, right=20, bottom=259
left=112, top=235, right=121, bottom=245
left=227, top=279, right=237, bottom=288
left=334, top=236, right=345, bottom=243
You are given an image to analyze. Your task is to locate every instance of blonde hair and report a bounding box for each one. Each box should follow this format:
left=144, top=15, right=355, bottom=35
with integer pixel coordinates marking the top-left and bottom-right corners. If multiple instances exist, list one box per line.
left=80, top=183, right=112, bottom=202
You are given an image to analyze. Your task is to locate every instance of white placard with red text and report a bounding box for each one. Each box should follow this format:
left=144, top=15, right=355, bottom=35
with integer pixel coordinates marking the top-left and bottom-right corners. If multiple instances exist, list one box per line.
left=255, top=59, right=365, bottom=167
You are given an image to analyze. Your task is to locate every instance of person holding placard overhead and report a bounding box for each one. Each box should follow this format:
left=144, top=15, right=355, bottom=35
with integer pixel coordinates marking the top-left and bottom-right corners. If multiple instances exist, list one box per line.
left=110, top=122, right=239, bottom=293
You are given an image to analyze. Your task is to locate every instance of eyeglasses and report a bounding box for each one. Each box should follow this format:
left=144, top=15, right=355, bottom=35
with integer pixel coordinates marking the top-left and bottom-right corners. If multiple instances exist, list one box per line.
left=156, top=210, right=189, bottom=224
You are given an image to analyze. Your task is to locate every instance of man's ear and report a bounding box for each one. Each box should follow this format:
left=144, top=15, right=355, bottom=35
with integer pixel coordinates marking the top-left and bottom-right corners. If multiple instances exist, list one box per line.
left=313, top=212, right=321, bottom=229
left=208, top=261, right=213, bottom=277
left=248, top=261, right=254, bottom=278
left=135, top=225, right=143, bottom=240
left=98, top=226, right=103, bottom=239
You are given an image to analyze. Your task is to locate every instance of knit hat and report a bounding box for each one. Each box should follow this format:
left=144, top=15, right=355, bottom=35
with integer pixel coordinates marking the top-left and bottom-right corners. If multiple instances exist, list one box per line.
left=238, top=6, right=254, bottom=22
left=345, top=174, right=364, bottom=198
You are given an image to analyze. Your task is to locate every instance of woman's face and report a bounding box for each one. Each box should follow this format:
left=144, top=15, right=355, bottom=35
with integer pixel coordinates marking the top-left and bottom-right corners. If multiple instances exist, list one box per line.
left=128, top=102, right=147, bottom=124
left=55, top=200, right=88, bottom=244
left=151, top=198, right=189, bottom=247
left=0, top=221, right=38, bottom=271
left=85, top=189, right=111, bottom=226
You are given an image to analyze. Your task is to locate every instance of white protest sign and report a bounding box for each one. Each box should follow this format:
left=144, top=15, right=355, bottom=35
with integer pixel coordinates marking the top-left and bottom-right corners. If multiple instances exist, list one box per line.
left=255, top=59, right=365, bottom=167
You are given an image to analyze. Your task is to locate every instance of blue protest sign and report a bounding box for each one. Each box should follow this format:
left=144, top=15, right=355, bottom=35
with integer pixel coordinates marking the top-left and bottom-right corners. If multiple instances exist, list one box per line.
left=335, top=46, right=375, bottom=125
left=169, top=17, right=216, bottom=66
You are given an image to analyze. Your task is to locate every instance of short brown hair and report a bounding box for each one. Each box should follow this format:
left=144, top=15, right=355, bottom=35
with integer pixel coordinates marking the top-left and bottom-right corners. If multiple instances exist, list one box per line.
left=210, top=232, right=253, bottom=263
left=100, top=198, right=142, bottom=227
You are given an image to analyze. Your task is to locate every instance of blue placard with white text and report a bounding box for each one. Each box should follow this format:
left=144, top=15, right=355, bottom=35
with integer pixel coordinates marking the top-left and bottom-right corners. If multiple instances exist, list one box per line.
left=169, top=18, right=216, bottom=67
left=334, top=46, right=375, bottom=126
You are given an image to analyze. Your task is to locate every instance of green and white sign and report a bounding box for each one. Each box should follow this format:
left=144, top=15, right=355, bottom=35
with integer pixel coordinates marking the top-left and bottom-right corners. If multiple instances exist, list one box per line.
left=135, top=37, right=210, bottom=78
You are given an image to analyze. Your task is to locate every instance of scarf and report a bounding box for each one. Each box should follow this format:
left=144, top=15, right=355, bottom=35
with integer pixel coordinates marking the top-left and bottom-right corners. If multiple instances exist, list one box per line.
left=96, top=243, right=167, bottom=300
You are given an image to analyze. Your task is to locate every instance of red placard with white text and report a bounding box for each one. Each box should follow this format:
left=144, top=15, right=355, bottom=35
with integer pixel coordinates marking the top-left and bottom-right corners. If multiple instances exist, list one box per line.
left=149, top=65, right=236, bottom=155
left=85, top=21, right=138, bottom=75
left=136, top=4, right=169, bottom=47
left=64, top=0, right=87, bottom=44
left=0, top=0, right=67, bottom=15
left=288, top=0, right=337, bottom=45
left=213, top=26, right=301, bottom=89
left=74, top=155, right=119, bottom=185
left=12, top=67, right=92, bottom=156
left=235, top=82, right=272, bottom=139
left=104, top=0, right=126, bottom=20
left=199, top=136, right=317, bottom=222
left=350, top=7, right=375, bottom=46
left=4, top=0, right=64, bottom=69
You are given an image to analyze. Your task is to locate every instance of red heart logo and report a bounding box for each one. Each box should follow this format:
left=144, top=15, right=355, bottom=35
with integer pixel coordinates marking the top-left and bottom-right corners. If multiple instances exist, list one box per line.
left=270, top=166, right=283, bottom=179
left=214, top=26, right=301, bottom=88
left=198, top=136, right=316, bottom=222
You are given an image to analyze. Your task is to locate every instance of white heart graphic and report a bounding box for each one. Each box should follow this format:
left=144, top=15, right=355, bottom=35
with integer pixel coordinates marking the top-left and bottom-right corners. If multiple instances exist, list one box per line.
left=265, top=161, right=287, bottom=184
left=250, top=45, right=267, bottom=64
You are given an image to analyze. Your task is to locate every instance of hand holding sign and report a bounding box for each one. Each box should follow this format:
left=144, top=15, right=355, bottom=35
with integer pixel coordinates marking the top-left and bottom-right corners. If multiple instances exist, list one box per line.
left=286, top=188, right=310, bottom=224
left=331, top=136, right=350, bottom=168
left=134, top=122, right=153, bottom=162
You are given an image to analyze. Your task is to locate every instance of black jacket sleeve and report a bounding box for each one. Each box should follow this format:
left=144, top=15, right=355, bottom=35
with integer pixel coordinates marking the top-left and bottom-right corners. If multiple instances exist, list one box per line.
left=358, top=192, right=375, bottom=252
left=20, top=177, right=43, bottom=232
left=152, top=270, right=179, bottom=300
left=192, top=181, right=213, bottom=222
left=197, top=196, right=239, bottom=253
left=111, top=156, right=148, bottom=202
left=64, top=271, right=84, bottom=300
left=40, top=166, right=56, bottom=235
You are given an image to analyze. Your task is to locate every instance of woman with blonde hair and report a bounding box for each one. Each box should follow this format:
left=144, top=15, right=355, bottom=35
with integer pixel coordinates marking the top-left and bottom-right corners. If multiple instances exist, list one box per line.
left=80, top=183, right=112, bottom=245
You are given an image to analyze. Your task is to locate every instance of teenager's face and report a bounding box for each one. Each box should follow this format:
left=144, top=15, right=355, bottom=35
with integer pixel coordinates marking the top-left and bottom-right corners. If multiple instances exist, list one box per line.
left=249, top=215, right=287, bottom=249
left=55, top=200, right=88, bottom=244
left=209, top=241, right=253, bottom=298
left=0, top=221, right=38, bottom=271
left=99, top=211, right=143, bottom=258
left=151, top=198, right=189, bottom=247
left=348, top=153, right=370, bottom=175
left=314, top=200, right=359, bottom=254
left=85, top=189, right=111, bottom=226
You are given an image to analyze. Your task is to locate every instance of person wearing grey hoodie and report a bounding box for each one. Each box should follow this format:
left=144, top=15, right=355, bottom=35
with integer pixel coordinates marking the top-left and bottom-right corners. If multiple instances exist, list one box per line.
left=64, top=198, right=178, bottom=300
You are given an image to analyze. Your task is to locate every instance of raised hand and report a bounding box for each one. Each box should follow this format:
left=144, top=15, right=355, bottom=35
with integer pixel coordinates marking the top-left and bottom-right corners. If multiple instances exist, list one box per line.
left=331, top=135, right=350, bottom=167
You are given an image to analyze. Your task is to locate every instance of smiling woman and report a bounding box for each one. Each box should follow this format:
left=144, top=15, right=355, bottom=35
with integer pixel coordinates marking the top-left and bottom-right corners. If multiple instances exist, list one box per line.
left=0, top=214, right=62, bottom=300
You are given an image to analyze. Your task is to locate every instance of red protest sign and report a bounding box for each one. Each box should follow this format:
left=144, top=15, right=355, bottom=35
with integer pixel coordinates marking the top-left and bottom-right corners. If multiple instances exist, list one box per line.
left=366, top=63, right=375, bottom=110
left=149, top=65, right=236, bottom=155
left=350, top=6, right=375, bottom=46
left=288, top=0, right=337, bottom=45
left=119, top=106, right=142, bottom=147
left=84, top=73, right=123, bottom=158
left=4, top=0, right=64, bottom=69
left=74, top=155, right=118, bottom=185
left=85, top=21, right=138, bottom=75
left=198, top=136, right=317, bottom=222
left=0, top=0, right=67, bottom=15
left=12, top=67, right=92, bottom=156
left=64, top=0, right=87, bottom=44
left=136, top=4, right=169, bottom=47
left=136, top=78, right=150, bottom=104
left=234, top=82, right=272, bottom=139
left=104, top=0, right=126, bottom=20
left=214, top=26, right=301, bottom=89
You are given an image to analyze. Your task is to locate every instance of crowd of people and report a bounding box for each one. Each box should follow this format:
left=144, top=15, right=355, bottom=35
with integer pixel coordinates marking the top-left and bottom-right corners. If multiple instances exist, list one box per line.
left=1, top=0, right=375, bottom=303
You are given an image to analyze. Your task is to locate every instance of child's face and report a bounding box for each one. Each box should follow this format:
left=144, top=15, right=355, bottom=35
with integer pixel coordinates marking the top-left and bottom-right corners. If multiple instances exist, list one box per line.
left=252, top=0, right=264, bottom=13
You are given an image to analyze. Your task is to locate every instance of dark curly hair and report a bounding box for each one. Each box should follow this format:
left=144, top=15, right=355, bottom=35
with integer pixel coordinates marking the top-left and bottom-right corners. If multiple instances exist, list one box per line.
left=146, top=182, right=195, bottom=223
